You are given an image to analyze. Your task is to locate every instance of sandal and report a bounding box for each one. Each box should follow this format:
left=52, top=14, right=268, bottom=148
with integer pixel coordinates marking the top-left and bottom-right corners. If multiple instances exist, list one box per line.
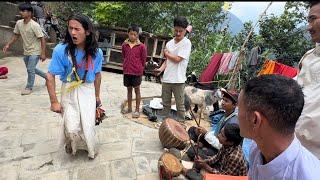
left=121, top=107, right=132, bottom=114
left=132, top=111, right=140, bottom=118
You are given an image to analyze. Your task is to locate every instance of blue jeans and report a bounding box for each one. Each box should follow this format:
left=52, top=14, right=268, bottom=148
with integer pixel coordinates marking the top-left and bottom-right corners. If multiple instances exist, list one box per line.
left=23, top=55, right=46, bottom=89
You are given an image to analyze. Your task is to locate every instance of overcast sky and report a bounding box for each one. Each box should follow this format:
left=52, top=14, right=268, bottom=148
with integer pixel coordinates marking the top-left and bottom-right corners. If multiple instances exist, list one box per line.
left=228, top=2, right=286, bottom=32
left=229, top=2, right=286, bottom=21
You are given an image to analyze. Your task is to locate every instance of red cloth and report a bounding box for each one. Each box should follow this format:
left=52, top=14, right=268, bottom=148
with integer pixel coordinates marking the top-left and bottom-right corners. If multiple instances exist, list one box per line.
left=0, top=67, right=8, bottom=75
left=199, top=53, right=223, bottom=83
left=273, top=62, right=298, bottom=78
left=121, top=42, right=147, bottom=76
left=203, top=174, right=248, bottom=180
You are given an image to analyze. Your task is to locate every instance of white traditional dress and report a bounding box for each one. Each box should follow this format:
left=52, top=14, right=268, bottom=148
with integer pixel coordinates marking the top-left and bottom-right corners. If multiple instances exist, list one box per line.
left=61, top=82, right=97, bottom=158
left=296, top=43, right=320, bottom=158
left=48, top=43, right=103, bottom=159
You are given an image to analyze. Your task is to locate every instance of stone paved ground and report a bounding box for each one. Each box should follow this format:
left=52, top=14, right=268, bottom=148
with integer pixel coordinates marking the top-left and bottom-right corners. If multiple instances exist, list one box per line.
left=0, top=56, right=185, bottom=180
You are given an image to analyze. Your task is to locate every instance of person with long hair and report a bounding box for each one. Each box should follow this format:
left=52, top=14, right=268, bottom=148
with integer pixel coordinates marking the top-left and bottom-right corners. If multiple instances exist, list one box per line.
left=46, top=13, right=103, bottom=159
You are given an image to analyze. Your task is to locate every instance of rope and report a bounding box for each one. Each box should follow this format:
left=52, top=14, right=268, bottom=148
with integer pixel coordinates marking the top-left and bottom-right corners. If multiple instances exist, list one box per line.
left=189, top=79, right=230, bottom=85
left=226, top=2, right=273, bottom=90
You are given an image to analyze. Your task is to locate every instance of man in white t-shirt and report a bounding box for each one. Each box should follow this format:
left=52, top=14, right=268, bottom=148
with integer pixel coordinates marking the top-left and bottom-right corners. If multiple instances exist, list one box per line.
left=156, top=16, right=192, bottom=121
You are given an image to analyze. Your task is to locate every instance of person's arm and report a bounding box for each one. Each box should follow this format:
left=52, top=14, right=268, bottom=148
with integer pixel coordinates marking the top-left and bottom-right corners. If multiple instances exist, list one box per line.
left=214, top=149, right=245, bottom=175
left=94, top=49, right=103, bottom=104
left=94, top=72, right=101, bottom=104
left=46, top=72, right=63, bottom=113
left=141, top=44, right=147, bottom=69
left=194, top=156, right=219, bottom=174
left=2, top=34, right=19, bottom=54
left=155, top=60, right=167, bottom=76
left=40, top=37, right=46, bottom=61
left=164, top=49, right=184, bottom=63
left=205, top=149, right=222, bottom=165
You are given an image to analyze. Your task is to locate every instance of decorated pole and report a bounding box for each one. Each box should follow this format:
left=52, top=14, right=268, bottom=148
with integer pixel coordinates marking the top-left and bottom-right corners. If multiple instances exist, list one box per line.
left=226, top=2, right=273, bottom=90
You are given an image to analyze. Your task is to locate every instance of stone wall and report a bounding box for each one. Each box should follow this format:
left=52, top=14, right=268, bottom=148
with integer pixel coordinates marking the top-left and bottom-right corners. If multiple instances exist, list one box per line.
left=0, top=2, right=19, bottom=27
left=0, top=25, right=23, bottom=55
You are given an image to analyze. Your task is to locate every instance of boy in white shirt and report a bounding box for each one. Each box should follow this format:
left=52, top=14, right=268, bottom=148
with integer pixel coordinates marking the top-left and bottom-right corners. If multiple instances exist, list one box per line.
left=156, top=16, right=192, bottom=121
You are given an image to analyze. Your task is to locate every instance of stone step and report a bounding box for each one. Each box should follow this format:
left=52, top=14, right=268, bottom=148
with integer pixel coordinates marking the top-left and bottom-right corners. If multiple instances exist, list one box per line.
left=9, top=21, right=16, bottom=28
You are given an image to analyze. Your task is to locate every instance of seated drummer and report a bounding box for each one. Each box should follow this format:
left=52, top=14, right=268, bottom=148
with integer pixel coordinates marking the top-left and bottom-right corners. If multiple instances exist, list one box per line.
left=183, top=123, right=247, bottom=180
left=186, top=89, right=238, bottom=159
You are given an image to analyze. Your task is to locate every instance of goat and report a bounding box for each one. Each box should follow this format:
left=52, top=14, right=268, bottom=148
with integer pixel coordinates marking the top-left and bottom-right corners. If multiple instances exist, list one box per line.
left=145, top=60, right=161, bottom=83
left=184, top=85, right=222, bottom=120
left=186, top=72, right=217, bottom=90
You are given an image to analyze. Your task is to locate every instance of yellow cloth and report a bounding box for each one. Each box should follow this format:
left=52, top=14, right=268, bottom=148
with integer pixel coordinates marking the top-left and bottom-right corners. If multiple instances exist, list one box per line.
left=13, top=19, right=43, bottom=55
left=258, top=60, right=276, bottom=76
left=66, top=67, right=83, bottom=93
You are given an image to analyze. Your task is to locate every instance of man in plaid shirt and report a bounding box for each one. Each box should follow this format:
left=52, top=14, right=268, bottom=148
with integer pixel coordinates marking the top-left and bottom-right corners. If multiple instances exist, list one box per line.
left=183, top=123, right=247, bottom=179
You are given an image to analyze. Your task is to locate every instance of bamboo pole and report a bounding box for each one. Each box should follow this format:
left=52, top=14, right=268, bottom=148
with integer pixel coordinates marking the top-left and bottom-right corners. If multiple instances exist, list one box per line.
left=226, top=2, right=273, bottom=90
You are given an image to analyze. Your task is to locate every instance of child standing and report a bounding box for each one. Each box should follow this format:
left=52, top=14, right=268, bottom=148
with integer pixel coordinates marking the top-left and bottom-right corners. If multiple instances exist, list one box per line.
left=121, top=24, right=147, bottom=118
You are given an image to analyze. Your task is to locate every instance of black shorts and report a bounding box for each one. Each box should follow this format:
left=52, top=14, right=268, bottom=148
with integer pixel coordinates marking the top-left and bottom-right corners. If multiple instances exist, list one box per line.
left=123, top=74, right=142, bottom=87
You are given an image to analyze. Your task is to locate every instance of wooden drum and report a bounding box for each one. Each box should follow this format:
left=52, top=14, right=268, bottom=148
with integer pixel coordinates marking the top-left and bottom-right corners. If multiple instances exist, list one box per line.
left=159, top=118, right=189, bottom=150
left=158, top=152, right=183, bottom=179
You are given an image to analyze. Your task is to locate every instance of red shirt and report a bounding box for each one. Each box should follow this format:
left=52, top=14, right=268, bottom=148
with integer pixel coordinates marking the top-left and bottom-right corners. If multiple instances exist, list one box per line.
left=122, top=41, right=147, bottom=76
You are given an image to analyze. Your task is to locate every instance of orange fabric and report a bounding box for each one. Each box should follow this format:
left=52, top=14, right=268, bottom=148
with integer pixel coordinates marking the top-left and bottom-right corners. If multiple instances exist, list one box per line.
left=258, top=60, right=276, bottom=76
left=203, top=174, right=248, bottom=180
left=258, top=60, right=298, bottom=78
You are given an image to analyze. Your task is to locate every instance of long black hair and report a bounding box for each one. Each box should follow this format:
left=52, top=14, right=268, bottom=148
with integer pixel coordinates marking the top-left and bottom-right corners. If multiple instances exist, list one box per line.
left=63, top=13, right=98, bottom=60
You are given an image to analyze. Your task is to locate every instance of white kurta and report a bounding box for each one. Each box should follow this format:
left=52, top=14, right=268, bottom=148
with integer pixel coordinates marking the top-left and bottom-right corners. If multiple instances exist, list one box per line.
left=60, top=82, right=97, bottom=158
left=296, top=43, right=320, bottom=159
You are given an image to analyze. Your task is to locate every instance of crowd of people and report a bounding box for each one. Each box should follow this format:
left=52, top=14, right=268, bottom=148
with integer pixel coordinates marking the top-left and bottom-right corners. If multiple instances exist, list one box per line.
left=1, top=1, right=320, bottom=179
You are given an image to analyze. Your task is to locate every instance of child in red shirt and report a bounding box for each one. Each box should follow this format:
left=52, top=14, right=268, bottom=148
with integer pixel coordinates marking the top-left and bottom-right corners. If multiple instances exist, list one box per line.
left=121, top=24, right=147, bottom=118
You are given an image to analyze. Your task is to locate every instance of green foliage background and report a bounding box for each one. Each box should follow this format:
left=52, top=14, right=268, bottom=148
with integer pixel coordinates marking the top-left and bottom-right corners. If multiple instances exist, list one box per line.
left=47, top=1, right=314, bottom=88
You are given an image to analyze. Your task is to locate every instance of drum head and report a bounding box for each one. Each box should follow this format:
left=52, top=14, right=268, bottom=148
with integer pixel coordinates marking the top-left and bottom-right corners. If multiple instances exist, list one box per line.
left=166, top=118, right=189, bottom=141
left=162, top=153, right=182, bottom=174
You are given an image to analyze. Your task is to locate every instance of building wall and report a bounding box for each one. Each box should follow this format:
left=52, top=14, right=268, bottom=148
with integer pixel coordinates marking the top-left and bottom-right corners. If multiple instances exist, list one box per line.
left=0, top=2, right=19, bottom=27
left=0, top=25, right=23, bottom=55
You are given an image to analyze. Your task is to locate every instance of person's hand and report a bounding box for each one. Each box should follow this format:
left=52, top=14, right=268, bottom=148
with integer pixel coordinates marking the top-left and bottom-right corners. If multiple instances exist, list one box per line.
left=50, top=102, right=63, bottom=114
left=40, top=53, right=46, bottom=62
left=153, top=68, right=162, bottom=76
left=194, top=156, right=206, bottom=168
left=195, top=126, right=207, bottom=135
left=96, top=97, right=102, bottom=107
left=198, top=141, right=204, bottom=148
left=3, top=44, right=10, bottom=54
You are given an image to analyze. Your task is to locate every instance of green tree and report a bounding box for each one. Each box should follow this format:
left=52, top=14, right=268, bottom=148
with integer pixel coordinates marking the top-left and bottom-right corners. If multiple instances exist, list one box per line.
left=93, top=2, right=229, bottom=78
left=259, top=1, right=313, bottom=66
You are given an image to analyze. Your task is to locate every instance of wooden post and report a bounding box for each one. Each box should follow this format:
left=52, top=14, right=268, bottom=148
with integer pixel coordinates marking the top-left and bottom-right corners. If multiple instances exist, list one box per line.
left=153, top=38, right=158, bottom=57
left=227, top=2, right=273, bottom=90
